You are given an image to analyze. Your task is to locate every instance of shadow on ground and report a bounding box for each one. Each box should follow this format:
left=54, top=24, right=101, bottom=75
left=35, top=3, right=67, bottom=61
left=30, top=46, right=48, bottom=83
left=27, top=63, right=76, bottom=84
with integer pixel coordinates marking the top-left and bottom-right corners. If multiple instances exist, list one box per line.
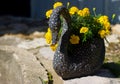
left=103, top=62, right=120, bottom=78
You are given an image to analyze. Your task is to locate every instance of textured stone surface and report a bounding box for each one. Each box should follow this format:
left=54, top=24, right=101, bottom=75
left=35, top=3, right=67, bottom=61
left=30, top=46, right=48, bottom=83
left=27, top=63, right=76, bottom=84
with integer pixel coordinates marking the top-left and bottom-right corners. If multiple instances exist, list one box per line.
left=36, top=49, right=63, bottom=84
left=0, top=35, right=24, bottom=46
left=0, top=45, right=48, bottom=84
left=112, top=24, right=120, bottom=35
left=39, top=47, right=54, bottom=60
left=0, top=50, right=23, bottom=84
left=17, top=38, right=46, bottom=49
left=64, top=76, right=120, bottom=84
left=106, top=34, right=120, bottom=43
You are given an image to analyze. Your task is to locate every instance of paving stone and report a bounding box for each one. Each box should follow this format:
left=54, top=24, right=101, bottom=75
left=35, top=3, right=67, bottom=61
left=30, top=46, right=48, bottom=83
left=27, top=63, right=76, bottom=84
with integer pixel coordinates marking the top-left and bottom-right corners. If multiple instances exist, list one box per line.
left=39, top=47, right=54, bottom=60
left=17, top=38, right=47, bottom=49
left=0, top=45, right=48, bottom=84
left=64, top=76, right=120, bottom=84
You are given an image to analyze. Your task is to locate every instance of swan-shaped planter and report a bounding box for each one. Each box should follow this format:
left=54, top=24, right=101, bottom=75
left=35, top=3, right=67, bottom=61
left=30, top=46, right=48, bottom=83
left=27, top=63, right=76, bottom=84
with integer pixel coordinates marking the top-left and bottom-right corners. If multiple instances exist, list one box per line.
left=48, top=6, right=105, bottom=79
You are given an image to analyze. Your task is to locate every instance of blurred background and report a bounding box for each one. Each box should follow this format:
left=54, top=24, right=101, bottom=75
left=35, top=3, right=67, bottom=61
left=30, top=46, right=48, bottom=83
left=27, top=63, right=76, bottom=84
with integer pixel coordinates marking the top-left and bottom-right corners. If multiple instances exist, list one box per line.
left=0, top=0, right=120, bottom=23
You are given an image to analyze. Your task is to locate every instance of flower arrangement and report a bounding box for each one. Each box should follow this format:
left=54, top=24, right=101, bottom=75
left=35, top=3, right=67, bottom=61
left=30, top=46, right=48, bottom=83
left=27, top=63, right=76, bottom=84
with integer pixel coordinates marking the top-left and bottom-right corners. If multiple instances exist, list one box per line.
left=45, top=2, right=115, bottom=51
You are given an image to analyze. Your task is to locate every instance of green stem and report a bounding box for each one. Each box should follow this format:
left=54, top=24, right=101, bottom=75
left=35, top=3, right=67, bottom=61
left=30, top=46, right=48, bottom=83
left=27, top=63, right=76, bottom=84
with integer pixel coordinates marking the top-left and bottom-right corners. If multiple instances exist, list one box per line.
left=93, top=8, right=96, bottom=17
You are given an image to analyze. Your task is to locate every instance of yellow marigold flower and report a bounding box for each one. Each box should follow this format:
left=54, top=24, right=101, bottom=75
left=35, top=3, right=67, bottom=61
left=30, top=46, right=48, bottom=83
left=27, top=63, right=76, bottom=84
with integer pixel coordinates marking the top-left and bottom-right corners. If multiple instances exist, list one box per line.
left=82, top=7, right=90, bottom=16
left=53, top=2, right=63, bottom=9
left=80, top=27, right=89, bottom=33
left=70, top=34, right=80, bottom=44
left=45, top=28, right=52, bottom=44
left=98, top=15, right=109, bottom=24
left=77, top=10, right=83, bottom=16
left=47, top=27, right=51, bottom=32
left=103, top=21, right=111, bottom=30
left=69, top=6, right=79, bottom=15
left=98, top=30, right=106, bottom=38
left=46, top=9, right=52, bottom=18
left=105, top=29, right=110, bottom=35
left=103, top=15, right=109, bottom=21
left=50, top=44, right=58, bottom=51
left=78, top=8, right=90, bottom=17
left=83, top=7, right=89, bottom=11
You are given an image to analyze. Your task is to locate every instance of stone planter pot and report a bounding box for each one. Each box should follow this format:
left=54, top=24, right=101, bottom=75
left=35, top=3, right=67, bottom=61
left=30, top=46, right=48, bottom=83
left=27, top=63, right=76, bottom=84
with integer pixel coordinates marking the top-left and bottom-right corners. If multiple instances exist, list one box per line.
left=48, top=6, right=105, bottom=79
left=53, top=37, right=105, bottom=79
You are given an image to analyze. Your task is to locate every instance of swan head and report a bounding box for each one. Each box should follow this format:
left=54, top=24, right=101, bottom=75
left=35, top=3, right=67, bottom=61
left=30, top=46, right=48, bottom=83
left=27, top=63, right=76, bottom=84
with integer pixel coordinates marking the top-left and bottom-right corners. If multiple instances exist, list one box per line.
left=48, top=6, right=70, bottom=45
